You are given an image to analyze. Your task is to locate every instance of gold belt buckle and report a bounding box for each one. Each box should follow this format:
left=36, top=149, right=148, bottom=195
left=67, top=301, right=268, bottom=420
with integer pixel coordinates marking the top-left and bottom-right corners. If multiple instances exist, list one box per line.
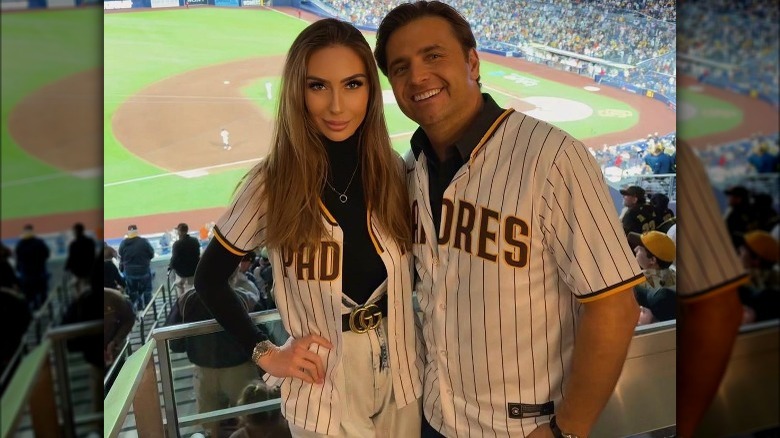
left=348, top=303, right=382, bottom=334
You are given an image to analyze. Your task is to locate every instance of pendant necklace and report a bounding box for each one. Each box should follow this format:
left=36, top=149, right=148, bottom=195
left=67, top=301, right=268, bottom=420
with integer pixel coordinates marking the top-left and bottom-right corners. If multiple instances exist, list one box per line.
left=325, top=161, right=359, bottom=204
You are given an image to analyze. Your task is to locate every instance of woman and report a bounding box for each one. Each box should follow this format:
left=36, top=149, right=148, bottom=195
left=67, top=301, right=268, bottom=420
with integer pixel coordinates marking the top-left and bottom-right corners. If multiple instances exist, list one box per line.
left=194, top=19, right=421, bottom=438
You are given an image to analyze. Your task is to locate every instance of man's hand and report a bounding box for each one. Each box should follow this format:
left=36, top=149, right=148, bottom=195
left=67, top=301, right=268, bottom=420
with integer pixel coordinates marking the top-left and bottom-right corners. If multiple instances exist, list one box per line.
left=527, top=422, right=555, bottom=438
left=257, top=334, right=333, bottom=384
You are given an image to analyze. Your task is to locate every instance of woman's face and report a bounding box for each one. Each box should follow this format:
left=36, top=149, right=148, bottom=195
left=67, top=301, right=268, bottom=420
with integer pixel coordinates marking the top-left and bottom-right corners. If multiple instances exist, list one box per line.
left=305, top=44, right=370, bottom=142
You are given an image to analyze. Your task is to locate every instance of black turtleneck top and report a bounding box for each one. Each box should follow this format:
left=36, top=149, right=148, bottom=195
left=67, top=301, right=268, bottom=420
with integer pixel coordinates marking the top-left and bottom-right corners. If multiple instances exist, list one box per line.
left=321, top=133, right=387, bottom=305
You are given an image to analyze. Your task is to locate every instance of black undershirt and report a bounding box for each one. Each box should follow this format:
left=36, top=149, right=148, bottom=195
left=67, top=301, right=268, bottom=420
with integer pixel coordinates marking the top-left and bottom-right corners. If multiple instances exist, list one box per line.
left=410, top=94, right=505, bottom=236
left=321, top=132, right=387, bottom=305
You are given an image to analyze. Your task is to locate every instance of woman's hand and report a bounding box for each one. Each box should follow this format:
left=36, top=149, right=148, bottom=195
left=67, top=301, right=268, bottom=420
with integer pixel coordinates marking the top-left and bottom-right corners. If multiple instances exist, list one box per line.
left=258, top=334, right=333, bottom=384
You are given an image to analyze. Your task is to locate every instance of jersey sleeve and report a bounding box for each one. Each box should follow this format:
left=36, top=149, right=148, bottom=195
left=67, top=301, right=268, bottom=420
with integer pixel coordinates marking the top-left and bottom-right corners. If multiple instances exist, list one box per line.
left=675, top=143, right=749, bottom=301
left=213, top=169, right=267, bottom=255
left=538, top=140, right=645, bottom=302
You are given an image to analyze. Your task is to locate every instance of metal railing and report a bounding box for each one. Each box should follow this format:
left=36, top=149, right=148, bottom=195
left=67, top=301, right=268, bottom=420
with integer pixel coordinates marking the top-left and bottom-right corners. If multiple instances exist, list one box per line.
left=1, top=319, right=103, bottom=438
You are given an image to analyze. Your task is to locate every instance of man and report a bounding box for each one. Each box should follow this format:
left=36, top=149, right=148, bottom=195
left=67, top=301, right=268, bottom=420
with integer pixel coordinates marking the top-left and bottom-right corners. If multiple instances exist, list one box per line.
left=169, top=223, right=201, bottom=298
left=118, top=224, right=155, bottom=310
left=620, top=185, right=656, bottom=236
left=723, top=185, right=755, bottom=248
left=649, top=192, right=675, bottom=233
left=673, top=141, right=747, bottom=436
left=64, top=222, right=97, bottom=295
left=15, top=224, right=51, bottom=310
left=736, top=230, right=779, bottom=323
left=168, top=271, right=263, bottom=438
left=628, top=231, right=677, bottom=322
left=375, top=2, right=642, bottom=436
left=220, top=128, right=231, bottom=150
left=643, top=143, right=674, bottom=174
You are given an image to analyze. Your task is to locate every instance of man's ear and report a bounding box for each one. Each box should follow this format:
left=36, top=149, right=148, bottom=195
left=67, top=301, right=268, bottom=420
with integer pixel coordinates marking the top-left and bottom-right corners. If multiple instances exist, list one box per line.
left=468, top=48, right=480, bottom=81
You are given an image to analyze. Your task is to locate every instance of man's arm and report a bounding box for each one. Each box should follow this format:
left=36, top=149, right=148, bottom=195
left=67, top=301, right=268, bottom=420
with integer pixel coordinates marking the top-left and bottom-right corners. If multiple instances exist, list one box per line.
left=676, top=288, right=742, bottom=438
left=536, top=289, right=640, bottom=437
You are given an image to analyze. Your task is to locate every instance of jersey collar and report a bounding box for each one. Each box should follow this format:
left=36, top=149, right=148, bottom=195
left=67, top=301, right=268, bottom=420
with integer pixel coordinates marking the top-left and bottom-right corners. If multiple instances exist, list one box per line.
left=410, top=93, right=506, bottom=163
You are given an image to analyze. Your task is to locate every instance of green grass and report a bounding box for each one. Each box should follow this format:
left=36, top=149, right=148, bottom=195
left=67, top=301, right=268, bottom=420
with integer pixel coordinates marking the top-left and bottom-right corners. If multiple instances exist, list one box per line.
left=104, top=8, right=642, bottom=221
left=1, top=8, right=102, bottom=220
left=677, top=87, right=743, bottom=140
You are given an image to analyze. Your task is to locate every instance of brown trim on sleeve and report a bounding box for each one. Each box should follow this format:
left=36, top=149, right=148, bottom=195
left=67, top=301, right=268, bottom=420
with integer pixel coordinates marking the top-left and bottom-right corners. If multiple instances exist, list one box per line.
left=577, top=274, right=647, bottom=303
left=212, top=226, right=249, bottom=256
left=679, top=273, right=750, bottom=303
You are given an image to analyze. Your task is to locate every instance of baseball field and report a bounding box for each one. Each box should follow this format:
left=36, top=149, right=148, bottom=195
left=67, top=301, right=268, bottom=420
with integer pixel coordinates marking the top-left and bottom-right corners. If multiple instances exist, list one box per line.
left=12, top=6, right=777, bottom=240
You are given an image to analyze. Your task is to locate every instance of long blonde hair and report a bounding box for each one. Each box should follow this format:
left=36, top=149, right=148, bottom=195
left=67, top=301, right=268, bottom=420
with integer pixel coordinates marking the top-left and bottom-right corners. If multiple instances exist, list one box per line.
left=243, top=19, right=410, bottom=252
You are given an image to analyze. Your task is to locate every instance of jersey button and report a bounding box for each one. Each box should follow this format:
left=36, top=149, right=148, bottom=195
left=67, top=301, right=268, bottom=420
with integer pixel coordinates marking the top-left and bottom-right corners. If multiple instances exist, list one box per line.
left=439, top=303, right=446, bottom=310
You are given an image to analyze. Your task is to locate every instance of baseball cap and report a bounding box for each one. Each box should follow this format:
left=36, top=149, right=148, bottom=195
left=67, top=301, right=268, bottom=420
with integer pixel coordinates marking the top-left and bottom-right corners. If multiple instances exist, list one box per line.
left=743, top=230, right=779, bottom=263
left=724, top=186, right=749, bottom=198
left=620, top=186, right=646, bottom=198
left=628, top=231, right=676, bottom=263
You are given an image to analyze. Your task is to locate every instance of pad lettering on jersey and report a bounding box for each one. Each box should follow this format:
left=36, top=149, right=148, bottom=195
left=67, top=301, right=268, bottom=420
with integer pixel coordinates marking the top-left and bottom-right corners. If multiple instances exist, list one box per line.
left=281, top=242, right=341, bottom=281
left=507, top=401, right=554, bottom=419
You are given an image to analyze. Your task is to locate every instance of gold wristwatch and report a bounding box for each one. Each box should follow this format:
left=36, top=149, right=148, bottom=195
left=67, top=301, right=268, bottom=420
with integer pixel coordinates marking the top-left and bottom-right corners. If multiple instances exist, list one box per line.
left=251, top=340, right=276, bottom=364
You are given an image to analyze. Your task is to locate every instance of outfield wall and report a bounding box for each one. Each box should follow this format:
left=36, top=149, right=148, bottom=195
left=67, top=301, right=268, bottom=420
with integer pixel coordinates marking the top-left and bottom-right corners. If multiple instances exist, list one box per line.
left=595, top=75, right=677, bottom=112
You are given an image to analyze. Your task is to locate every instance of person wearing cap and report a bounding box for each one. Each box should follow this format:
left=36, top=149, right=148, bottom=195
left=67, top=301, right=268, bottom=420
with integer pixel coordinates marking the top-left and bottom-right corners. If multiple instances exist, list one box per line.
left=118, top=225, right=155, bottom=310
left=650, top=192, right=676, bottom=233
left=738, top=230, right=779, bottom=290
left=643, top=143, right=674, bottom=174
left=737, top=230, right=780, bottom=323
left=169, top=223, right=201, bottom=298
left=724, top=185, right=757, bottom=248
left=620, top=185, right=656, bottom=236
left=629, top=231, right=677, bottom=324
left=629, top=230, right=677, bottom=289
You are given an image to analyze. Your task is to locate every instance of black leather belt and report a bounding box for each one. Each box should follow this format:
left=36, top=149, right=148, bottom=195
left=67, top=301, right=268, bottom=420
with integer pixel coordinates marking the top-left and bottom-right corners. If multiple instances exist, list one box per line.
left=342, top=295, right=388, bottom=333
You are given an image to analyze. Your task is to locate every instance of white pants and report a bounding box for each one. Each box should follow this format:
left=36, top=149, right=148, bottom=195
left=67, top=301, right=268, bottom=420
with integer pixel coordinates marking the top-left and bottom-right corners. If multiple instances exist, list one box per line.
left=288, top=320, right=421, bottom=438
left=173, top=274, right=194, bottom=298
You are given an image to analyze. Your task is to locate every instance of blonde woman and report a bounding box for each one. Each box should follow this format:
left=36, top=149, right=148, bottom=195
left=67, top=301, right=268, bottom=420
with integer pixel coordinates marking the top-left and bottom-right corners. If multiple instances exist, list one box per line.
left=194, top=19, right=421, bottom=438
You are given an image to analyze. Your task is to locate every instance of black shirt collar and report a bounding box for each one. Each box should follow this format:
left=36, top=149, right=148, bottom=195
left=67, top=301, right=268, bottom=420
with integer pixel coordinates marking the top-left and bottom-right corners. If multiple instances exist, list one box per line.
left=410, top=93, right=505, bottom=163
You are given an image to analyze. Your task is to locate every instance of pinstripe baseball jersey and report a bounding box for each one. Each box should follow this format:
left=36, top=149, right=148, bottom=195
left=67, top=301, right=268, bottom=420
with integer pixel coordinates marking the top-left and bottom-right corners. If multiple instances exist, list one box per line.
left=212, top=168, right=423, bottom=435
left=407, top=107, right=645, bottom=437
left=675, top=142, right=748, bottom=299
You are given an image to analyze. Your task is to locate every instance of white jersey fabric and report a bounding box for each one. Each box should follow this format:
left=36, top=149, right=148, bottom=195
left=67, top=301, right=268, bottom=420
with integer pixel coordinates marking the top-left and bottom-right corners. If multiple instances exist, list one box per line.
left=212, top=169, right=423, bottom=435
left=674, top=142, right=748, bottom=298
left=408, top=109, right=645, bottom=437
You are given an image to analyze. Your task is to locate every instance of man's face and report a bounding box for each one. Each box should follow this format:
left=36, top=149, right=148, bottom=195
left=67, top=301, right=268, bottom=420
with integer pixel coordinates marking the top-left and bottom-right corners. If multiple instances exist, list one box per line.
left=738, top=245, right=754, bottom=269
left=634, top=245, right=655, bottom=270
left=384, top=16, right=481, bottom=132
left=623, top=194, right=637, bottom=208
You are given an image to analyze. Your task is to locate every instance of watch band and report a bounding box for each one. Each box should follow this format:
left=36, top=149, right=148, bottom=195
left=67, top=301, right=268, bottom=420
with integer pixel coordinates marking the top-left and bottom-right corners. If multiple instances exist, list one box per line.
left=251, top=340, right=275, bottom=364
left=550, top=415, right=580, bottom=438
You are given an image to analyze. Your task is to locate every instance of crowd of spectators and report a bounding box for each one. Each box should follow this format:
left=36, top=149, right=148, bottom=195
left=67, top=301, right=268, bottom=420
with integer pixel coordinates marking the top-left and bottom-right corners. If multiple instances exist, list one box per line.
left=325, top=0, right=674, bottom=65
left=678, top=0, right=779, bottom=106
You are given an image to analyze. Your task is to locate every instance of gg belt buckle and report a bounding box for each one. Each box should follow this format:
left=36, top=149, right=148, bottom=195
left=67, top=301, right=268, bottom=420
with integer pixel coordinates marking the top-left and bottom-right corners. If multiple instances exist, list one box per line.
left=349, top=303, right=382, bottom=334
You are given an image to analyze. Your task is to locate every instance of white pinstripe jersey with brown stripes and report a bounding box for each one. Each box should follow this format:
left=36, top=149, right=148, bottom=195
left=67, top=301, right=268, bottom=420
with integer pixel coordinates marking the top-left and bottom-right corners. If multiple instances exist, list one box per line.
left=212, top=168, right=424, bottom=435
left=406, top=108, right=645, bottom=437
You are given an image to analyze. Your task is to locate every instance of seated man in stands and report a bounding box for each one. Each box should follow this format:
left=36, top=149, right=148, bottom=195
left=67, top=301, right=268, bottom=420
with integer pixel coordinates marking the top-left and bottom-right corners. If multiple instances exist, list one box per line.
left=168, top=269, right=266, bottom=438
left=737, top=230, right=779, bottom=323
left=620, top=185, right=657, bottom=236
left=629, top=231, right=677, bottom=323
left=650, top=192, right=676, bottom=233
